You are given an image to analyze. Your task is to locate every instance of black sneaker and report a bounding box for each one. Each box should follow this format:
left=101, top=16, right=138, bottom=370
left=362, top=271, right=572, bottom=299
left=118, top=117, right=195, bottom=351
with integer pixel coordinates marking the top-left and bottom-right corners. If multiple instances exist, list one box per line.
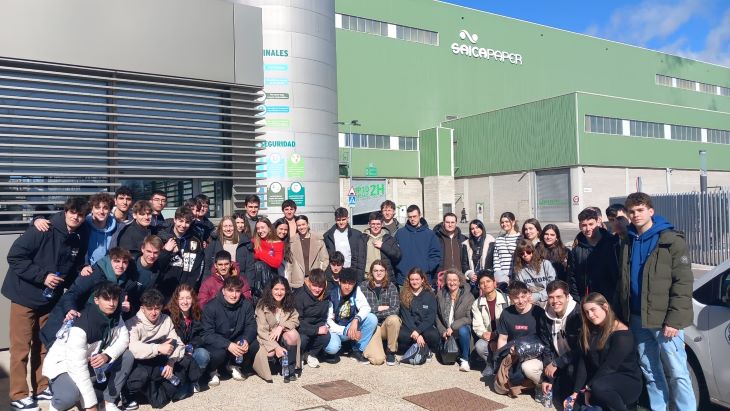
left=322, top=354, right=340, bottom=364
left=386, top=352, right=397, bottom=366
left=351, top=350, right=369, bottom=364
left=122, top=399, right=139, bottom=411
left=481, top=363, right=494, bottom=377
left=35, top=388, right=53, bottom=401
left=10, top=397, right=39, bottom=411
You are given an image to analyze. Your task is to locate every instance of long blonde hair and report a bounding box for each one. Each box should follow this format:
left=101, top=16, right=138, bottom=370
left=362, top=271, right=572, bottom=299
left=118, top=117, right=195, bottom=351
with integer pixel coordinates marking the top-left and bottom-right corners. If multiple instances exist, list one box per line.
left=580, top=292, right=619, bottom=353
left=400, top=267, right=432, bottom=309
left=217, top=216, right=239, bottom=245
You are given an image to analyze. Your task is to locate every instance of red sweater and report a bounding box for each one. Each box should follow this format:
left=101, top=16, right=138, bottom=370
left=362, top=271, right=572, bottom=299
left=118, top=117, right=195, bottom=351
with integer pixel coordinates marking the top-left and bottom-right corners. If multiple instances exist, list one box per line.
left=254, top=239, right=284, bottom=269
left=198, top=262, right=252, bottom=310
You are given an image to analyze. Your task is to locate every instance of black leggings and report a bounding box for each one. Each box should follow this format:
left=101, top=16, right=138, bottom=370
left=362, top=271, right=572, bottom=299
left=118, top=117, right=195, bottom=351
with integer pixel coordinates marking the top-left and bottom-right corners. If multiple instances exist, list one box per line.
left=207, top=339, right=260, bottom=373
left=588, top=374, right=641, bottom=411
left=397, top=326, right=440, bottom=353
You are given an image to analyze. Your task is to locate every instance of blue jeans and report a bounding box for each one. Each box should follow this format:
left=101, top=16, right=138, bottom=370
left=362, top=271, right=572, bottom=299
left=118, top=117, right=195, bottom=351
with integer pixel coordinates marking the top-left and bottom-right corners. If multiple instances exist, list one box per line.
left=192, top=347, right=210, bottom=372
left=456, top=325, right=471, bottom=362
left=630, top=315, right=695, bottom=411
left=324, top=313, right=378, bottom=354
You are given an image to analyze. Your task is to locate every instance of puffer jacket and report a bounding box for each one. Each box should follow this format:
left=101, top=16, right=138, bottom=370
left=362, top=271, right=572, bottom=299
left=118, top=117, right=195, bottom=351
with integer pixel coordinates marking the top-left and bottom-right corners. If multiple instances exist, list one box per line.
left=619, top=228, right=693, bottom=329
left=471, top=289, right=509, bottom=336
left=433, top=223, right=468, bottom=272
left=43, top=302, right=129, bottom=409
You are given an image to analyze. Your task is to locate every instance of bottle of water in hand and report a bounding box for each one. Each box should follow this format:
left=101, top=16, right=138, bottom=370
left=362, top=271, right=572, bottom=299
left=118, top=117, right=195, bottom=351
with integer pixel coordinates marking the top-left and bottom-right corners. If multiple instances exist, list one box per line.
left=160, top=366, right=181, bottom=386
left=42, top=272, right=61, bottom=300
left=564, top=395, right=575, bottom=411
left=235, top=339, right=246, bottom=364
left=281, top=349, right=289, bottom=377
left=542, top=389, right=552, bottom=408
left=56, top=318, right=75, bottom=340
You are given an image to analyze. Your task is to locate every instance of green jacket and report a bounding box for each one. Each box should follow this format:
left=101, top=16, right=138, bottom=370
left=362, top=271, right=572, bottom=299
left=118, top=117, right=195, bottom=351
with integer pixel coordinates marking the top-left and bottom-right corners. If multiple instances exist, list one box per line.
left=618, top=229, right=693, bottom=329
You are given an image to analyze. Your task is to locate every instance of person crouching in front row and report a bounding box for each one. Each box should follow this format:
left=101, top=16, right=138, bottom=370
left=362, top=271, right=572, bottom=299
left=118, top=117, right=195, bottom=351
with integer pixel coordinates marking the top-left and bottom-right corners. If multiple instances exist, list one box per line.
left=255, top=277, right=301, bottom=382
left=42, top=282, right=130, bottom=411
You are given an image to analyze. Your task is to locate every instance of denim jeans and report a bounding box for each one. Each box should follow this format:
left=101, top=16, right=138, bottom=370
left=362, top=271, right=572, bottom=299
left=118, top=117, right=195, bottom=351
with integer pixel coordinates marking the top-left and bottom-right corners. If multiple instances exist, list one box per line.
left=191, top=347, right=210, bottom=373
left=455, top=325, right=471, bottom=362
left=324, top=313, right=378, bottom=354
left=630, top=315, right=695, bottom=411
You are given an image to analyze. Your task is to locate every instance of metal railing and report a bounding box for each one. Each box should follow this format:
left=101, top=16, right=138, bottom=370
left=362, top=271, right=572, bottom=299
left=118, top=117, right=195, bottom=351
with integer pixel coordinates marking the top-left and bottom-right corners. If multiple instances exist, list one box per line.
left=610, top=190, right=730, bottom=266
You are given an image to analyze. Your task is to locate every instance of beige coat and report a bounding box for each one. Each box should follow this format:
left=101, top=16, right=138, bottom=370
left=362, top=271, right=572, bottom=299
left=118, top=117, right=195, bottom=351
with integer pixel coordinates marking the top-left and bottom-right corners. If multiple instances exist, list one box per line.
left=471, top=290, right=509, bottom=336
left=288, top=231, right=329, bottom=288
left=125, top=311, right=184, bottom=361
left=255, top=305, right=301, bottom=380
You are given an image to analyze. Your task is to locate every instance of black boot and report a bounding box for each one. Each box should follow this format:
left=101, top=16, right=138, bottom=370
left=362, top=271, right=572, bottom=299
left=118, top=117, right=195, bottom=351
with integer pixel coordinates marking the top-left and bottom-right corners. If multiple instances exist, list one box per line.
left=284, top=344, right=298, bottom=382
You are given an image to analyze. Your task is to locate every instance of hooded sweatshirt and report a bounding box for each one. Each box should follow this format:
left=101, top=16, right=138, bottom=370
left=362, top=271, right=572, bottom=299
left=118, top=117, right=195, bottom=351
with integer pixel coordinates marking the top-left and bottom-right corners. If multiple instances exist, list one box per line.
left=125, top=309, right=184, bottom=361
left=394, top=218, right=442, bottom=285
left=545, top=296, right=577, bottom=358
left=628, top=215, right=674, bottom=316
left=85, top=214, right=118, bottom=265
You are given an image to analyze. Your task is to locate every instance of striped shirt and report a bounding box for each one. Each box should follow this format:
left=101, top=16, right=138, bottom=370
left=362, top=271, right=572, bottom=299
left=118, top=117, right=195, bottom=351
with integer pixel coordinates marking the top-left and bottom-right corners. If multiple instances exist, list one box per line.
left=493, top=233, right=520, bottom=283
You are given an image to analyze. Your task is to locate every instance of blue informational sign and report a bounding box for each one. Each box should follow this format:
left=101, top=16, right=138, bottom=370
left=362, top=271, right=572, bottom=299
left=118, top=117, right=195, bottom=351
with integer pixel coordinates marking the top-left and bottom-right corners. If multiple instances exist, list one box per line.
left=348, top=195, right=357, bottom=206
left=265, top=105, right=291, bottom=113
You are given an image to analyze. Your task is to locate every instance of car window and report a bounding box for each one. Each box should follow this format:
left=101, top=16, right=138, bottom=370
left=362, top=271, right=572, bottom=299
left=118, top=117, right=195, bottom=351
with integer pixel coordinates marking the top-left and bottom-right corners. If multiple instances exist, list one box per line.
left=722, top=271, right=730, bottom=308
left=694, top=267, right=730, bottom=307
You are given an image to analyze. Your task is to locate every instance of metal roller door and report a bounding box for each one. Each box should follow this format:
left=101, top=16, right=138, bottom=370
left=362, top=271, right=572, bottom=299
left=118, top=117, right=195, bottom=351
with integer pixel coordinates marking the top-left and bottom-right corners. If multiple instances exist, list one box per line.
left=535, top=169, right=570, bottom=221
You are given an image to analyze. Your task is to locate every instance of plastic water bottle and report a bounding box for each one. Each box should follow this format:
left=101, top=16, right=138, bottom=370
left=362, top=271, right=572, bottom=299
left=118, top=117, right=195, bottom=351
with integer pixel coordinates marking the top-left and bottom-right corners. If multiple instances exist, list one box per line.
left=564, top=395, right=575, bottom=411
left=281, top=350, right=289, bottom=377
left=160, top=366, right=180, bottom=386
left=42, top=272, right=60, bottom=299
left=185, top=343, right=194, bottom=355
left=542, top=389, right=552, bottom=408
left=55, top=318, right=75, bottom=340
left=235, top=339, right=246, bottom=364
left=94, top=362, right=107, bottom=384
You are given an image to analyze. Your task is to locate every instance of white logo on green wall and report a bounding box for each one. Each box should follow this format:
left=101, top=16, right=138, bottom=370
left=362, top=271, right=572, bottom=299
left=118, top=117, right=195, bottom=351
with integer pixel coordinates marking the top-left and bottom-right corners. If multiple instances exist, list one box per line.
left=451, top=30, right=523, bottom=65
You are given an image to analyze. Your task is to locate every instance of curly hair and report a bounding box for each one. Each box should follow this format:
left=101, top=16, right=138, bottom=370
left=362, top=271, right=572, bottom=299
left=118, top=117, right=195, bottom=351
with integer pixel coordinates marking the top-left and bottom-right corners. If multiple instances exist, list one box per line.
left=512, top=238, right=544, bottom=274
left=167, top=284, right=202, bottom=330
left=400, top=267, right=432, bottom=309
left=257, top=276, right=295, bottom=313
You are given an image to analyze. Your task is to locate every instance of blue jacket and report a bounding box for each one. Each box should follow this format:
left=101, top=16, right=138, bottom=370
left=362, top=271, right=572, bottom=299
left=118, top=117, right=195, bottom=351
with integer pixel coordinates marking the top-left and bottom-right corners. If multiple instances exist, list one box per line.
left=627, top=215, right=673, bottom=316
left=394, top=218, right=442, bottom=285
left=86, top=214, right=118, bottom=266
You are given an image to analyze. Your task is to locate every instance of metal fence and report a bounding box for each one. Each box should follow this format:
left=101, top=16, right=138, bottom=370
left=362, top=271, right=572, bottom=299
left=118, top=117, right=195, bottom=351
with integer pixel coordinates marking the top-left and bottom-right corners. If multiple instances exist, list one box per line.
left=610, top=190, right=730, bottom=266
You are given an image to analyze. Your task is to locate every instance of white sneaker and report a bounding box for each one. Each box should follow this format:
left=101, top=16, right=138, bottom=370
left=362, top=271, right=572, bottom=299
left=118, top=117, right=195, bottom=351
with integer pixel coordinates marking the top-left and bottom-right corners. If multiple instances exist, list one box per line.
left=193, top=383, right=201, bottom=393
left=104, top=401, right=123, bottom=411
left=208, top=372, right=220, bottom=386
left=306, top=354, right=320, bottom=368
left=459, top=359, right=471, bottom=372
left=228, top=365, right=246, bottom=381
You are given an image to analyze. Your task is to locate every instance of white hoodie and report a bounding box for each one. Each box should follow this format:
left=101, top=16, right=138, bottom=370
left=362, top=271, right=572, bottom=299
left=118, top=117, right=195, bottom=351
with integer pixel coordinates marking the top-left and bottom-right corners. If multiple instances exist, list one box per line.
left=545, top=295, right=577, bottom=357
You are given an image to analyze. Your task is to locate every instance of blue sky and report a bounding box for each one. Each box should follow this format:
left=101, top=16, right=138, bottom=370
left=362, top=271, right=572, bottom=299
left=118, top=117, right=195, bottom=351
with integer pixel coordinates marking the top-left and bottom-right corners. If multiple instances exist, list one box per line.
left=444, top=0, right=730, bottom=67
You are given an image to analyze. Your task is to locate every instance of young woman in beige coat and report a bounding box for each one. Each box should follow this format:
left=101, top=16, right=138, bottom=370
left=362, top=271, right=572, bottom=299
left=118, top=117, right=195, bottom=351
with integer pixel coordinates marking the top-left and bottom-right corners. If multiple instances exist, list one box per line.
left=288, top=215, right=329, bottom=289
left=255, top=277, right=301, bottom=382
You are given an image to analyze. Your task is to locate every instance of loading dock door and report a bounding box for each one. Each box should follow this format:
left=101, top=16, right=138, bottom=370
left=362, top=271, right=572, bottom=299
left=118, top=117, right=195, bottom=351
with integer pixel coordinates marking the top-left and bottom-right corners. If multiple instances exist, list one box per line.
left=535, top=169, right=570, bottom=222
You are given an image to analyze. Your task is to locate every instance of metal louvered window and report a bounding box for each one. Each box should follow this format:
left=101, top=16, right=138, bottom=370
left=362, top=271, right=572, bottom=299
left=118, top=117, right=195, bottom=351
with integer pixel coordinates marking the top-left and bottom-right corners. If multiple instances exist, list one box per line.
left=0, top=58, right=263, bottom=232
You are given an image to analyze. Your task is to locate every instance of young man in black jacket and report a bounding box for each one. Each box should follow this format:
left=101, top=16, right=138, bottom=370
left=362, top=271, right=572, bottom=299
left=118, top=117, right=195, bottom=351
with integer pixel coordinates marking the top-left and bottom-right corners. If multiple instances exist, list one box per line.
left=40, top=247, right=139, bottom=348
left=293, top=269, right=331, bottom=368
left=112, top=200, right=154, bottom=260
left=201, top=276, right=260, bottom=382
left=568, top=208, right=620, bottom=307
left=157, top=206, right=205, bottom=300
left=323, top=208, right=365, bottom=277
left=361, top=212, right=401, bottom=283
left=540, top=280, right=582, bottom=405
left=2, top=197, right=89, bottom=411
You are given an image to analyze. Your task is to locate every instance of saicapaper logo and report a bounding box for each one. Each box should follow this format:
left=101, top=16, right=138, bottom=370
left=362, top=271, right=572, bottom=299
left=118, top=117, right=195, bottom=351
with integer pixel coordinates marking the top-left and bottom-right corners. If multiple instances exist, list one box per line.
left=451, top=30, right=523, bottom=65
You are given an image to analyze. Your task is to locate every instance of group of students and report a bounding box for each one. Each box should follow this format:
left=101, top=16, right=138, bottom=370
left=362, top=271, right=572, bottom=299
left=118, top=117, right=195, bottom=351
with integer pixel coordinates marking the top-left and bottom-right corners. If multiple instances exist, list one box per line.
left=2, top=189, right=694, bottom=411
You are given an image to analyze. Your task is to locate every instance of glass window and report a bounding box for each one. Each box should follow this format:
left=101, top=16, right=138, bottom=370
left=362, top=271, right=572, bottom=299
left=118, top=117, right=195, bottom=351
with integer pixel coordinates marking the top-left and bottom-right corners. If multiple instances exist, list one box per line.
left=341, top=14, right=350, bottom=30
left=671, top=125, right=700, bottom=141
left=699, top=82, right=716, bottom=94
left=676, top=78, right=695, bottom=90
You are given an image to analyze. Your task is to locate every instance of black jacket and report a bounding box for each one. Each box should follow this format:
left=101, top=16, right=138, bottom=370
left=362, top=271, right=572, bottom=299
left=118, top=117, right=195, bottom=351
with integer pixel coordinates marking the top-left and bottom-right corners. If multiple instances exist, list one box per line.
left=203, top=234, right=255, bottom=287
left=293, top=285, right=330, bottom=337
left=112, top=220, right=151, bottom=260
left=360, top=229, right=402, bottom=282
left=2, top=212, right=88, bottom=311
left=201, top=291, right=257, bottom=351
left=323, top=225, right=366, bottom=275
left=192, top=218, right=215, bottom=242
left=171, top=313, right=205, bottom=348
left=157, top=226, right=206, bottom=299
left=40, top=256, right=142, bottom=346
left=433, top=223, right=468, bottom=272
left=568, top=228, right=620, bottom=304
left=400, top=290, right=438, bottom=335
left=540, top=299, right=582, bottom=374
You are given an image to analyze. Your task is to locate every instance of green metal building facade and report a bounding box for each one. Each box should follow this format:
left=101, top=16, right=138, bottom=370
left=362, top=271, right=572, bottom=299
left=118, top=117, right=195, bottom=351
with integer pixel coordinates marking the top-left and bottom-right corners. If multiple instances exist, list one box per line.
left=334, top=0, right=730, bottom=223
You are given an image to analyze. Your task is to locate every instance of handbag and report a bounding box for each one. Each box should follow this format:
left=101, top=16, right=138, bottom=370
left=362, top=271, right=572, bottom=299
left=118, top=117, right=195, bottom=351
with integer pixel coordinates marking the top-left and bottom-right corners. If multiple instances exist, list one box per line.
left=400, top=343, right=429, bottom=365
left=439, top=335, right=460, bottom=364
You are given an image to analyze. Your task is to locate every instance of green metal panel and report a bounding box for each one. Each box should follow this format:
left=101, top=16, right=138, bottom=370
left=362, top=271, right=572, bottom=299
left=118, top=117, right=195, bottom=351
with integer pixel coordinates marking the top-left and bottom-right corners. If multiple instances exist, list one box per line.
left=340, top=148, right=420, bottom=178
left=335, top=0, right=730, bottom=142
left=576, top=93, right=730, bottom=171
left=445, top=94, right=578, bottom=176
left=419, top=128, right=438, bottom=177
left=437, top=127, right=453, bottom=176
